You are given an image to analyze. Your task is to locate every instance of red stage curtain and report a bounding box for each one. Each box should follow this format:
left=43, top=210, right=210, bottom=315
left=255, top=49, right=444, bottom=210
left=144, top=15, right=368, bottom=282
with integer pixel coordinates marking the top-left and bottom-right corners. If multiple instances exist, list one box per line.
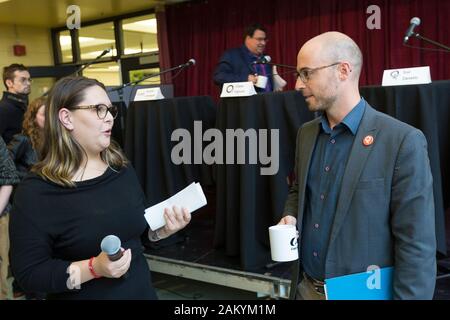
left=163, top=0, right=449, bottom=97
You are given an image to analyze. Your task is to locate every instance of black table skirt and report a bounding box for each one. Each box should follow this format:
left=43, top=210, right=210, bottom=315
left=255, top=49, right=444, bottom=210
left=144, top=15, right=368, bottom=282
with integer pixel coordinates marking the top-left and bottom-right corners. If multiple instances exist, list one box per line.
left=125, top=96, right=217, bottom=206
left=214, top=91, right=315, bottom=270
left=124, top=82, right=448, bottom=271
left=215, top=82, right=449, bottom=270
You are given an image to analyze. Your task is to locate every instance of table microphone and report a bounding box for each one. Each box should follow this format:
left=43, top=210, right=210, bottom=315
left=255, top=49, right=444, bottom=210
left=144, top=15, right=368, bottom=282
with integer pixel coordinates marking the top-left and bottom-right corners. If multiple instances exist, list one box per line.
left=403, top=17, right=421, bottom=44
left=100, top=235, right=129, bottom=278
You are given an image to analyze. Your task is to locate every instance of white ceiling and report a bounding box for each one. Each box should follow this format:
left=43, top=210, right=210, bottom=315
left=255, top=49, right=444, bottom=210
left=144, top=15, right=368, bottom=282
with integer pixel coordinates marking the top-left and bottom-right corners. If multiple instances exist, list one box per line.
left=0, top=0, right=188, bottom=28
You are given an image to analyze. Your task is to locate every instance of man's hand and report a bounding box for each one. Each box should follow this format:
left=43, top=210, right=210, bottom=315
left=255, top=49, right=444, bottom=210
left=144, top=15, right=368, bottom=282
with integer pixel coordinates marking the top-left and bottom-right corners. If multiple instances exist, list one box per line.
left=278, top=215, right=297, bottom=226
left=248, top=74, right=258, bottom=84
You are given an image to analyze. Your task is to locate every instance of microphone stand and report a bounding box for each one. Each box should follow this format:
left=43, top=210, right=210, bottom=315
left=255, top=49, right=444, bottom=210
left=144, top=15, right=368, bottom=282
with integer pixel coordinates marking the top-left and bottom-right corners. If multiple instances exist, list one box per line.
left=71, top=50, right=111, bottom=77
left=409, top=33, right=450, bottom=52
left=107, top=62, right=193, bottom=145
left=108, top=62, right=190, bottom=93
left=251, top=61, right=297, bottom=70
left=265, top=62, right=297, bottom=69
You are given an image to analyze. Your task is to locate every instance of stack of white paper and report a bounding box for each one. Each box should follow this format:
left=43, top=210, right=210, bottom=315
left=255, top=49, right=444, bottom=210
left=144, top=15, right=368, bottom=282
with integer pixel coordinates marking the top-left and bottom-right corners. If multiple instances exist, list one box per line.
left=144, top=182, right=207, bottom=231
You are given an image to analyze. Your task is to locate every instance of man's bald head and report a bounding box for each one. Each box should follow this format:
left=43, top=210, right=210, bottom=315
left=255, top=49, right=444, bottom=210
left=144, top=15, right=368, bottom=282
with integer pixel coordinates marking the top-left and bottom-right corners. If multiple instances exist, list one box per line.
left=299, top=32, right=363, bottom=82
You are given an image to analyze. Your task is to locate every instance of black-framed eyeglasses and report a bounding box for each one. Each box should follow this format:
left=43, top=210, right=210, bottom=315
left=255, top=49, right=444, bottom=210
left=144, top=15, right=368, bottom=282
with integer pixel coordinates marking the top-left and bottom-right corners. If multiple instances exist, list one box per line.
left=295, top=62, right=341, bottom=83
left=252, top=36, right=268, bottom=43
left=71, top=104, right=118, bottom=119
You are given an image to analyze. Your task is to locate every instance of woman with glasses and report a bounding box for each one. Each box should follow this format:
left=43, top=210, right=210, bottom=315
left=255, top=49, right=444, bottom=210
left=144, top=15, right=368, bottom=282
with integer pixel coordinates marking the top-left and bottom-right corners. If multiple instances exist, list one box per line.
left=9, top=76, right=191, bottom=299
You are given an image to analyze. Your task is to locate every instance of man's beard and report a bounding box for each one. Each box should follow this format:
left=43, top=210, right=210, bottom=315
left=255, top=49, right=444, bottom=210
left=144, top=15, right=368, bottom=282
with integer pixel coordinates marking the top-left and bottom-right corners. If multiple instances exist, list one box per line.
left=306, top=94, right=336, bottom=112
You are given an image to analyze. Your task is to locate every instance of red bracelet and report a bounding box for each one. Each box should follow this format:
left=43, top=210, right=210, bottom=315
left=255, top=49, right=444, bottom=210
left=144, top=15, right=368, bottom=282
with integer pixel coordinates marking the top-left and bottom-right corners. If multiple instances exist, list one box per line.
left=88, top=257, right=102, bottom=278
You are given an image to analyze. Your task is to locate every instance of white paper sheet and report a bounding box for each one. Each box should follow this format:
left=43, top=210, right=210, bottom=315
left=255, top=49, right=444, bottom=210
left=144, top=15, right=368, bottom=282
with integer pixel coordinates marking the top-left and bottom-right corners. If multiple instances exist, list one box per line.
left=144, top=182, right=207, bottom=231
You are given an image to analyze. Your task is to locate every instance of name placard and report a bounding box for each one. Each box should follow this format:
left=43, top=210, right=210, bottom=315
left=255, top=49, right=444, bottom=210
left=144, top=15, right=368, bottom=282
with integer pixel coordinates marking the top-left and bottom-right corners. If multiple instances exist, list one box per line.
left=134, top=87, right=165, bottom=101
left=220, top=82, right=257, bottom=98
left=382, top=66, right=431, bottom=86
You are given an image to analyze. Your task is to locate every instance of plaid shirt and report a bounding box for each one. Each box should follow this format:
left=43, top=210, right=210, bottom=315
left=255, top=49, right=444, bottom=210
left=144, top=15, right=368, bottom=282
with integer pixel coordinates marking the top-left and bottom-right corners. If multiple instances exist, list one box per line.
left=0, top=135, right=19, bottom=216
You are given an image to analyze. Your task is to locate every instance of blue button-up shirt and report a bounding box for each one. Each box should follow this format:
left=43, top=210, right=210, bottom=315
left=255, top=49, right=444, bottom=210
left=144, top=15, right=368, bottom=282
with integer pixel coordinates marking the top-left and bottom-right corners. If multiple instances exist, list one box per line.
left=301, top=98, right=366, bottom=280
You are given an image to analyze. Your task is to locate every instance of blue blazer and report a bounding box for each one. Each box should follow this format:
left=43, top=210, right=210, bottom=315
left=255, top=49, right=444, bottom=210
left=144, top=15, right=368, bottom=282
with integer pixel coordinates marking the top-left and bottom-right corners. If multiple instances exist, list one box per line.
left=284, top=103, right=437, bottom=299
left=213, top=46, right=273, bottom=93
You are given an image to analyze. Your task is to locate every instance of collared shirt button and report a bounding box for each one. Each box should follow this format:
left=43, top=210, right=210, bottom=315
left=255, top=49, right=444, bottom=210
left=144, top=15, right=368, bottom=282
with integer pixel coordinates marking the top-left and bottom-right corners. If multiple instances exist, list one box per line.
left=325, top=166, right=330, bottom=172
left=320, top=194, right=325, bottom=200
left=313, top=251, right=318, bottom=257
left=330, top=139, right=336, bottom=144
left=314, top=223, right=319, bottom=229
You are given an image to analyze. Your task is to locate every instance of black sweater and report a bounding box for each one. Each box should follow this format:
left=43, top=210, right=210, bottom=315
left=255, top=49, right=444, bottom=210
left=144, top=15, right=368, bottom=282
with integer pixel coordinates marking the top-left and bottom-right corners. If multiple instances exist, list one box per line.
left=0, top=92, right=27, bottom=144
left=10, top=165, right=157, bottom=300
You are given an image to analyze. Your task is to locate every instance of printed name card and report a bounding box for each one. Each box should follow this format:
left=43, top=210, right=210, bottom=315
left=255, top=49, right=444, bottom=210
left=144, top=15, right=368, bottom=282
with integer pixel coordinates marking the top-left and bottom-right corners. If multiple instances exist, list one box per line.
left=220, top=82, right=257, bottom=97
left=382, top=66, right=431, bottom=86
left=134, top=87, right=165, bottom=101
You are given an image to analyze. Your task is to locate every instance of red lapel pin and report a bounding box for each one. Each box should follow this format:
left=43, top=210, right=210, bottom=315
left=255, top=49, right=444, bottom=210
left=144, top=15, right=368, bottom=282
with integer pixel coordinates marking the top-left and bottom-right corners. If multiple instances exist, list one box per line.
left=363, top=135, right=374, bottom=146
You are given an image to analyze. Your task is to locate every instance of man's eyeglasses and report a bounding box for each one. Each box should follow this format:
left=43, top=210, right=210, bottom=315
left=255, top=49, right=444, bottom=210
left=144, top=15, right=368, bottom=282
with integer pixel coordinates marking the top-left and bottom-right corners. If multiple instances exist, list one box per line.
left=252, top=37, right=268, bottom=43
left=295, top=62, right=341, bottom=83
left=71, top=104, right=118, bottom=120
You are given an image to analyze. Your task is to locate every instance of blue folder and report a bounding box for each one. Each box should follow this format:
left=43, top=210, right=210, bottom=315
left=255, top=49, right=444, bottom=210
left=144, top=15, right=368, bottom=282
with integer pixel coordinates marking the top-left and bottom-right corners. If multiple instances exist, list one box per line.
left=324, top=266, right=394, bottom=300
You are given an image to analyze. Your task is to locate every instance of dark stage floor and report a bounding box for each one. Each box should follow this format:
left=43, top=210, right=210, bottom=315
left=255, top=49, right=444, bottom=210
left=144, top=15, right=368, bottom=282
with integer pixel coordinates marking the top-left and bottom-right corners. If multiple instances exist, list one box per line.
left=144, top=188, right=450, bottom=300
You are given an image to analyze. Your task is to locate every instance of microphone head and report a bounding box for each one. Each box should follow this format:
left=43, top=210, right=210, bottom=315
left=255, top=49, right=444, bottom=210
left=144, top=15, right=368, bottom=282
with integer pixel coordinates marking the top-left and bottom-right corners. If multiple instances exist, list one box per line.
left=263, top=55, right=271, bottom=63
left=101, top=235, right=121, bottom=255
left=410, top=17, right=421, bottom=26
left=188, top=58, right=196, bottom=66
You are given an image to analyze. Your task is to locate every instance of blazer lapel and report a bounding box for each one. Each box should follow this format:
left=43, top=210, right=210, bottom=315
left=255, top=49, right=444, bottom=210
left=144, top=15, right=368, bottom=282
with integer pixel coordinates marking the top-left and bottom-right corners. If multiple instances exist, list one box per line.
left=296, top=119, right=320, bottom=232
left=328, top=104, right=378, bottom=246
left=239, top=46, right=255, bottom=74
left=290, top=119, right=320, bottom=299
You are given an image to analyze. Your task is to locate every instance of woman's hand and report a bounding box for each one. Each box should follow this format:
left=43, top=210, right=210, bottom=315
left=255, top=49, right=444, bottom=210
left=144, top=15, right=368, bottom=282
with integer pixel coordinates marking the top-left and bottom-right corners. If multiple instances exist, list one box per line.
left=93, top=248, right=132, bottom=278
left=158, top=206, right=191, bottom=239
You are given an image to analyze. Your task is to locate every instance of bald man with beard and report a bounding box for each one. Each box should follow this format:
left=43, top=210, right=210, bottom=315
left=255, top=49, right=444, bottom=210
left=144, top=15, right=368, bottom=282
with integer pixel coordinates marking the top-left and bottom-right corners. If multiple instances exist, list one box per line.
left=279, top=32, right=436, bottom=300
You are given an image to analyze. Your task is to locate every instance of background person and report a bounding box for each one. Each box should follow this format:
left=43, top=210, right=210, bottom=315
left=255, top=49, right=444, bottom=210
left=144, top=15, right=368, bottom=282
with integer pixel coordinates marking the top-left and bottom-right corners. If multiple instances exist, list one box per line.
left=213, top=24, right=275, bottom=93
left=0, top=64, right=31, bottom=144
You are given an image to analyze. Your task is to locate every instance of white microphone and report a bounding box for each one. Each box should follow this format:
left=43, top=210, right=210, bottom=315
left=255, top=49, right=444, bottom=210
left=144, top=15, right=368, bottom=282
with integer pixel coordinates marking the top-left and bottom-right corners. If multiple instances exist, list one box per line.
left=404, top=17, right=421, bottom=44
left=179, top=58, right=196, bottom=68
left=252, top=55, right=271, bottom=65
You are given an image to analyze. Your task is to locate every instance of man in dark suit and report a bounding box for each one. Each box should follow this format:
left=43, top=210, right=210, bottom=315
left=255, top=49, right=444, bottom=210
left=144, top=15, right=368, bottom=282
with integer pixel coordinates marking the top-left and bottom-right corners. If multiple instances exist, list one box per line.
left=280, top=32, right=436, bottom=300
left=0, top=64, right=31, bottom=144
left=213, top=24, right=274, bottom=93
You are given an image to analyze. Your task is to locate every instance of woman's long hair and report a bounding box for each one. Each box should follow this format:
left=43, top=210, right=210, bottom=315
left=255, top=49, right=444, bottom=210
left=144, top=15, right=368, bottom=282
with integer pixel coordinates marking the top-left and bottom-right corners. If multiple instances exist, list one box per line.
left=32, top=76, right=127, bottom=187
left=22, top=96, right=46, bottom=155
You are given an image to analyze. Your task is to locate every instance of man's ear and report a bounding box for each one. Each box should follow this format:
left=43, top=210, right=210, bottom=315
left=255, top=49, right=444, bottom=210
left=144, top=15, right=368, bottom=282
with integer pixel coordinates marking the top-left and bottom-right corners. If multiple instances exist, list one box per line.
left=5, top=79, right=13, bottom=90
left=59, top=108, right=74, bottom=130
left=338, top=62, right=352, bottom=81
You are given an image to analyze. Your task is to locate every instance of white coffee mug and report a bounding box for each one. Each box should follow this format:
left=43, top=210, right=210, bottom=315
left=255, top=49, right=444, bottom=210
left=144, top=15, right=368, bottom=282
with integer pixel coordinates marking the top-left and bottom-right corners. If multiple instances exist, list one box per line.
left=255, top=75, right=268, bottom=89
left=269, top=224, right=299, bottom=262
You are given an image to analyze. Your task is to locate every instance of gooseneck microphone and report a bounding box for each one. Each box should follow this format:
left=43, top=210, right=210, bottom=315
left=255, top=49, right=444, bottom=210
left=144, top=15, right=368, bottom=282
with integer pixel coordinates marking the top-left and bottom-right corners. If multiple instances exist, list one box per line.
left=108, top=58, right=196, bottom=92
left=100, top=235, right=129, bottom=278
left=403, top=17, right=421, bottom=44
left=72, top=48, right=111, bottom=76
left=252, top=55, right=271, bottom=65
left=179, top=58, right=196, bottom=68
